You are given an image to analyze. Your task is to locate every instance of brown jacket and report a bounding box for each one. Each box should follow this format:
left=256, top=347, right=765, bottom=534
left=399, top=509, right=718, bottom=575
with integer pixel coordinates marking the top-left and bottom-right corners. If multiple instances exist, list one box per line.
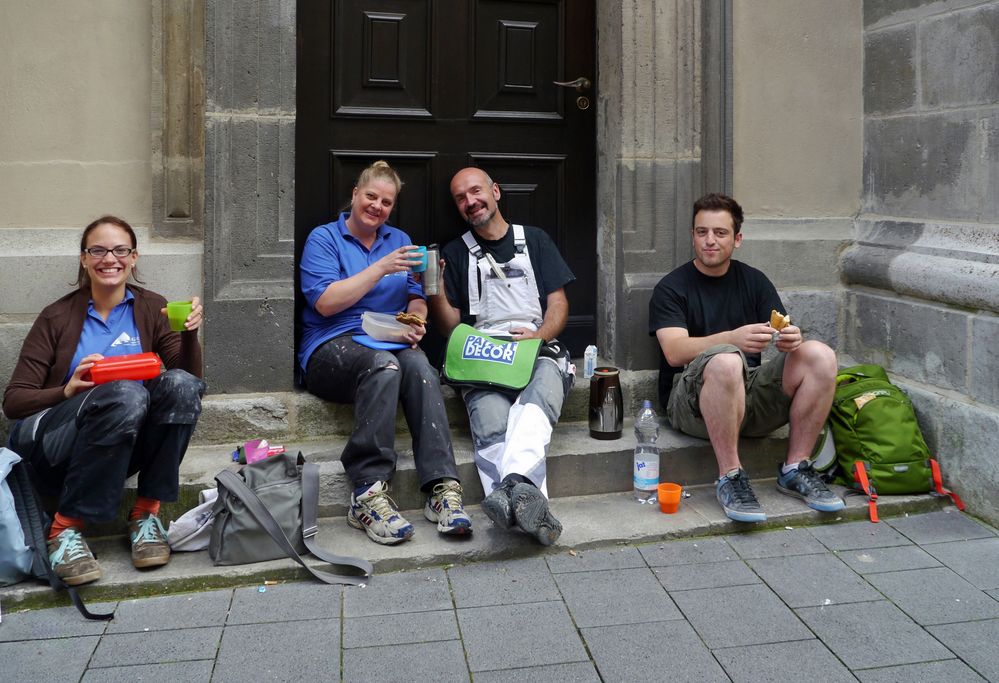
left=2, top=285, right=204, bottom=420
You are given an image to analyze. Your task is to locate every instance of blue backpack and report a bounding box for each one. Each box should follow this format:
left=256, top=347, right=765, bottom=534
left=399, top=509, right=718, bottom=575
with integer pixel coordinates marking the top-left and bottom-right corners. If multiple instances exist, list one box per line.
left=0, top=446, right=113, bottom=620
left=0, top=448, right=33, bottom=585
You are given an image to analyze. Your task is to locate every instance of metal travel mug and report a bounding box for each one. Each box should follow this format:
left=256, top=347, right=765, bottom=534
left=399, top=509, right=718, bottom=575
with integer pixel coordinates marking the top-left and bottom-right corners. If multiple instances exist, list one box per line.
left=589, top=366, right=623, bottom=439
left=424, top=245, right=439, bottom=295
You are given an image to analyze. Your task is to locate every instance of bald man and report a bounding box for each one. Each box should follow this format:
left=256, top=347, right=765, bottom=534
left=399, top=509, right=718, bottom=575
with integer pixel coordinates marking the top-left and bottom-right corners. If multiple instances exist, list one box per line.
left=428, top=168, right=575, bottom=545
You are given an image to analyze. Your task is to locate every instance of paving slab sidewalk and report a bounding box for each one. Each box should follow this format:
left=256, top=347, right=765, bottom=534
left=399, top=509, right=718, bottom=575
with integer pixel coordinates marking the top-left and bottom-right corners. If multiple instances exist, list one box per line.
left=2, top=508, right=997, bottom=682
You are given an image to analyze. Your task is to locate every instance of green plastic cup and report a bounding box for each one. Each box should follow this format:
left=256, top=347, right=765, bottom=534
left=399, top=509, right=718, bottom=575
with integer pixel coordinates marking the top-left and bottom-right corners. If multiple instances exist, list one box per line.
left=166, top=301, right=193, bottom=332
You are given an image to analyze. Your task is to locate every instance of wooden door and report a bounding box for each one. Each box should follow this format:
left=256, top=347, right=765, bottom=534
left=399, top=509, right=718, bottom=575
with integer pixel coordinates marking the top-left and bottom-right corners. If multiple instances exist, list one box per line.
left=297, top=0, right=597, bottom=357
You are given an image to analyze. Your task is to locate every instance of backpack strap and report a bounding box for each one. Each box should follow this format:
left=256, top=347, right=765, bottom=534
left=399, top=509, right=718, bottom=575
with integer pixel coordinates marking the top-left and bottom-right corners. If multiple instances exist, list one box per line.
left=10, top=461, right=113, bottom=620
left=928, top=458, right=965, bottom=511
left=852, top=461, right=879, bottom=523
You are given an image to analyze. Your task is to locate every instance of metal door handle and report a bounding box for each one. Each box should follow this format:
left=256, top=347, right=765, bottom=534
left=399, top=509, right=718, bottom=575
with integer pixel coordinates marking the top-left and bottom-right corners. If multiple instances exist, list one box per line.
left=553, top=76, right=591, bottom=92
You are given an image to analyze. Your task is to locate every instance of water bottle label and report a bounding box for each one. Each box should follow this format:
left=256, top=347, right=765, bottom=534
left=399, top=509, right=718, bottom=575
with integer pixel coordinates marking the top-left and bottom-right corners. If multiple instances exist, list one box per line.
left=634, top=460, right=659, bottom=489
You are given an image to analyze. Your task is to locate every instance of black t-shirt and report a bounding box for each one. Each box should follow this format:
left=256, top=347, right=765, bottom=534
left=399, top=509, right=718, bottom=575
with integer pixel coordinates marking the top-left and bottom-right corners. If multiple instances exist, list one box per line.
left=648, top=260, right=784, bottom=409
left=441, top=224, right=575, bottom=328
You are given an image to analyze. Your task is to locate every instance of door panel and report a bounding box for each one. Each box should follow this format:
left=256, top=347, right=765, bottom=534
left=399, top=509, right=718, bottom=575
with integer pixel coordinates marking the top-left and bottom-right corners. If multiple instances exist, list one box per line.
left=298, top=0, right=596, bottom=358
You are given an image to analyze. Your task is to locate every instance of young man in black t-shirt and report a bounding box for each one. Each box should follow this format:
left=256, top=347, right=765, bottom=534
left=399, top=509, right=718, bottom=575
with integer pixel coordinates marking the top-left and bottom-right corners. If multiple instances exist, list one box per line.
left=428, top=167, right=575, bottom=546
left=648, top=193, right=843, bottom=523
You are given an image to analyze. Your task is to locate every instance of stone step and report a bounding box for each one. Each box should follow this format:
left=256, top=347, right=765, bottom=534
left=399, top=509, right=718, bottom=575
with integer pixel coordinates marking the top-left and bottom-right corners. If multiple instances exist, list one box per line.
left=0, top=485, right=950, bottom=611
left=89, top=418, right=791, bottom=538
left=190, top=368, right=660, bottom=446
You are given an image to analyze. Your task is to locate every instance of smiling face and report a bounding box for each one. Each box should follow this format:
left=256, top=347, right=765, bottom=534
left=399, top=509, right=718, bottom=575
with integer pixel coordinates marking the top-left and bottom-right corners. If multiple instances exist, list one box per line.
left=80, top=222, right=138, bottom=293
left=691, top=209, right=742, bottom=276
left=450, top=168, right=501, bottom=229
left=348, top=179, right=397, bottom=235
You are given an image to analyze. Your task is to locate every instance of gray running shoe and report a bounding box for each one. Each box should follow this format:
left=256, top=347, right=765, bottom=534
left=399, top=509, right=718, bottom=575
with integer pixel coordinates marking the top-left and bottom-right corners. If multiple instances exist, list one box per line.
left=511, top=483, right=562, bottom=546
left=716, top=469, right=767, bottom=523
left=481, top=479, right=517, bottom=529
left=777, top=460, right=845, bottom=512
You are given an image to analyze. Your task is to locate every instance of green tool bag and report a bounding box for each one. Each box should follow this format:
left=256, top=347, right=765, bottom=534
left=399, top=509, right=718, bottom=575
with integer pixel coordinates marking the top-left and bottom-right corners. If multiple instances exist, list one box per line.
left=827, top=364, right=964, bottom=521
left=442, top=323, right=542, bottom=391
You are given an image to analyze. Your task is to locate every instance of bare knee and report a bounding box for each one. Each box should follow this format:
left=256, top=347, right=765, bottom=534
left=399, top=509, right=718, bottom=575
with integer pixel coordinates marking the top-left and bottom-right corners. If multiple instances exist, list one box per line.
left=799, top=341, right=837, bottom=379
left=702, top=353, right=744, bottom=388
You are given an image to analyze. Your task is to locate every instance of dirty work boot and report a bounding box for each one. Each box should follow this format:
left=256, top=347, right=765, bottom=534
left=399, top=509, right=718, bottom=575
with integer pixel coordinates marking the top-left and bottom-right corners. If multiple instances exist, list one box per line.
left=481, top=478, right=518, bottom=529
left=424, top=479, right=473, bottom=535
left=129, top=514, right=171, bottom=569
left=776, top=460, right=845, bottom=512
left=511, top=482, right=562, bottom=546
left=47, top=528, right=102, bottom=586
left=348, top=481, right=415, bottom=545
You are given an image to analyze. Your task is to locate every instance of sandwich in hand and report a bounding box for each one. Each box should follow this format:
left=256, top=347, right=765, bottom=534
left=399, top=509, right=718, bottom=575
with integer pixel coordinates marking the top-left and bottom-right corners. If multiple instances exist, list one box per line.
left=396, top=311, right=426, bottom=326
left=770, top=309, right=791, bottom=331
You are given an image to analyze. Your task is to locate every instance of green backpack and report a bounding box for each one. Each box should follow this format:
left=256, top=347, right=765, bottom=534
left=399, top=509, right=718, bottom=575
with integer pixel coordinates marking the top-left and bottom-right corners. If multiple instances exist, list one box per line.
left=827, top=364, right=964, bottom=522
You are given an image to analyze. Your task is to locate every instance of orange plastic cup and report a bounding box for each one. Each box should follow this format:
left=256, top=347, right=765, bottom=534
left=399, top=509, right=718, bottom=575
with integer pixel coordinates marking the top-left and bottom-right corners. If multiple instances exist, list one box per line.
left=658, top=482, right=682, bottom=513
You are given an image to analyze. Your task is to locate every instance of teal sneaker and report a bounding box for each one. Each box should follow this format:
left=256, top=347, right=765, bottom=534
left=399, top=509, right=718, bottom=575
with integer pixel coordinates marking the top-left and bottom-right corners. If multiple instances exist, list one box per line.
left=129, top=514, right=171, bottom=568
left=777, top=460, right=845, bottom=512
left=47, top=528, right=101, bottom=586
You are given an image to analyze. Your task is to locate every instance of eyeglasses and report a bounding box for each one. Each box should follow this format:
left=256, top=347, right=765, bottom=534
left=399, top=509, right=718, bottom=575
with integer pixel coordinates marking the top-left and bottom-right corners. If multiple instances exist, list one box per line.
left=83, top=245, right=134, bottom=258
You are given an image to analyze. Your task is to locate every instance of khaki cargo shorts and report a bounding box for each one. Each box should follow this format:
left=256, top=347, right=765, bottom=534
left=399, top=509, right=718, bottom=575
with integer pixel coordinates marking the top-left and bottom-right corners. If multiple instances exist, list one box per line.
left=667, top=344, right=791, bottom=439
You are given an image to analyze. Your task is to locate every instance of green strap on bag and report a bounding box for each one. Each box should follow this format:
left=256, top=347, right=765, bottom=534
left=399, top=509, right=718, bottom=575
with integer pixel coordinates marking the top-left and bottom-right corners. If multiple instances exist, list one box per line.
left=442, top=323, right=542, bottom=390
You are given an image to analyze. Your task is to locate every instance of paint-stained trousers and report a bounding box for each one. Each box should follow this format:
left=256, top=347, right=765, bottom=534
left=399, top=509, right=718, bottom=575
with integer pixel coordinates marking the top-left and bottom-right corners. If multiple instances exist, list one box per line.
left=305, top=335, right=459, bottom=489
left=9, top=370, right=205, bottom=522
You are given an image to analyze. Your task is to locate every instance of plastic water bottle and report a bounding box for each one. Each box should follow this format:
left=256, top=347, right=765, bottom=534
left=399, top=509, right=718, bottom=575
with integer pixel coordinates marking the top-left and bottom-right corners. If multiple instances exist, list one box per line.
left=583, top=345, right=597, bottom=379
left=633, top=400, right=660, bottom=503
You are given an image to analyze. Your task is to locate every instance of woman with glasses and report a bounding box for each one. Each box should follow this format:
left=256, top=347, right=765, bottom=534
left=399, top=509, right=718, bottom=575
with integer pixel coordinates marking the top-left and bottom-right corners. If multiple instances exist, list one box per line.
left=3, top=216, right=205, bottom=586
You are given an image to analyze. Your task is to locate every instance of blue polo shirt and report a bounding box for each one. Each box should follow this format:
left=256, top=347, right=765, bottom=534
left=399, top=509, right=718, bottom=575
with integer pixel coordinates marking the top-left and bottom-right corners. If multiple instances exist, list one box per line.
left=298, top=213, right=424, bottom=372
left=65, top=289, right=142, bottom=382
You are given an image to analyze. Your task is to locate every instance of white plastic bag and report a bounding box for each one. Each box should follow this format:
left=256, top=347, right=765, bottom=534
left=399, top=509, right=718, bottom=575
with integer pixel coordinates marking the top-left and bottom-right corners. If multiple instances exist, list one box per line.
left=167, top=488, right=218, bottom=551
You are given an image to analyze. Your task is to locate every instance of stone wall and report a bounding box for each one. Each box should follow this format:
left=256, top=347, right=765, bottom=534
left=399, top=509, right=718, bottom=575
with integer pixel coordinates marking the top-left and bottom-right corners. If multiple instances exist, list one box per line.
left=847, top=0, right=999, bottom=524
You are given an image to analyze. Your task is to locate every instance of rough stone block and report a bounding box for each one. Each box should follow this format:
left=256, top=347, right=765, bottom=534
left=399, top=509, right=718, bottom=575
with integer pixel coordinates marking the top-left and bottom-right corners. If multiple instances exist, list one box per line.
left=970, top=314, right=999, bottom=406
left=864, top=0, right=983, bottom=28
left=864, top=25, right=916, bottom=114
left=780, top=290, right=840, bottom=351
left=899, top=381, right=999, bottom=526
left=920, top=4, right=999, bottom=109
left=843, top=221, right=999, bottom=313
left=202, top=298, right=296, bottom=393
left=738, top=219, right=853, bottom=289
left=844, top=291, right=968, bottom=392
left=863, top=111, right=999, bottom=222
left=195, top=393, right=291, bottom=444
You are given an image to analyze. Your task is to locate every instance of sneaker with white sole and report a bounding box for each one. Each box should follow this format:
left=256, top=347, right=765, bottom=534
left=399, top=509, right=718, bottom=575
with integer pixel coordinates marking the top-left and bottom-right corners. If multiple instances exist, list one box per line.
left=347, top=481, right=415, bottom=545
left=47, top=528, right=102, bottom=586
left=777, top=460, right=845, bottom=512
left=423, top=479, right=473, bottom=535
left=716, top=469, right=767, bottom=523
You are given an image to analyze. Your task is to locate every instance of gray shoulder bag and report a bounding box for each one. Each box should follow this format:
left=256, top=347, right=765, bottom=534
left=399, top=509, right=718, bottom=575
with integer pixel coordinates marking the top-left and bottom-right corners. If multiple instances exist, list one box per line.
left=209, top=452, right=372, bottom=586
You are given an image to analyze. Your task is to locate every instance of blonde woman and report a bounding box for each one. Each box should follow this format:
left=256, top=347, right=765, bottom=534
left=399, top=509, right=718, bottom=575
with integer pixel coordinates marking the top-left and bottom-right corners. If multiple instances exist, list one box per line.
left=299, top=161, right=471, bottom=545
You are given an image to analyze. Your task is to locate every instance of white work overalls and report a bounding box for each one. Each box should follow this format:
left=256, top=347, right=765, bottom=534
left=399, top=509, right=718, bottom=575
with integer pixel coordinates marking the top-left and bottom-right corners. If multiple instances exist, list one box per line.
left=462, top=225, right=555, bottom=496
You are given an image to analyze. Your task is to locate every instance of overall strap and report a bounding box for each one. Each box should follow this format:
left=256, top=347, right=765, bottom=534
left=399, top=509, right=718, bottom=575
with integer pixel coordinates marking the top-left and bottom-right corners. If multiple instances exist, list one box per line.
left=463, top=230, right=484, bottom=315
left=512, top=224, right=527, bottom=252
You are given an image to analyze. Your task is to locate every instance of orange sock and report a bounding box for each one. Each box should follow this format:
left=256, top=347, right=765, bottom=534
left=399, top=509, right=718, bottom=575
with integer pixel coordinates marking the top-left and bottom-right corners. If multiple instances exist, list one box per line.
left=49, top=512, right=85, bottom=540
left=129, top=496, right=162, bottom=521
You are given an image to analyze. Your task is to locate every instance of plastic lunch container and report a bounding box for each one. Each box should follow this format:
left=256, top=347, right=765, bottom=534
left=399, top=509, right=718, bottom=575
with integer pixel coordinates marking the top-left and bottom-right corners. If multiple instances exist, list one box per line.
left=361, top=312, right=412, bottom=342
left=86, top=352, right=163, bottom=384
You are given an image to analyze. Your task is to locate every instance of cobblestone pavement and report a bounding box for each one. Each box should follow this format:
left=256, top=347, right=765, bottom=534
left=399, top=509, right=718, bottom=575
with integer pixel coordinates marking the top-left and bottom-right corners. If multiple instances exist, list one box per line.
left=2, top=510, right=998, bottom=682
